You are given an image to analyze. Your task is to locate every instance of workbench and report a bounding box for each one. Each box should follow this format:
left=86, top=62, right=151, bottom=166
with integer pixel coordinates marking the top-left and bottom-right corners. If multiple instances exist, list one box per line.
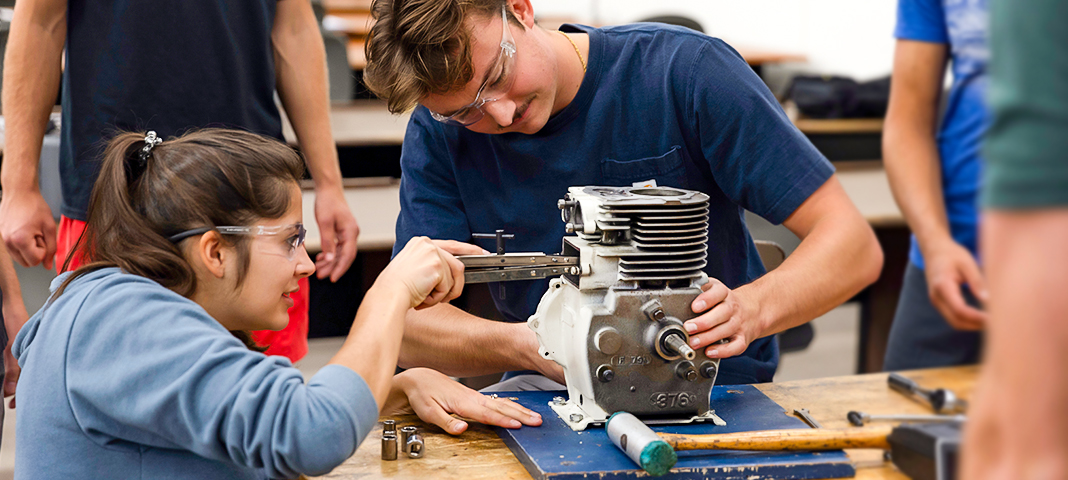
left=309, top=366, right=975, bottom=479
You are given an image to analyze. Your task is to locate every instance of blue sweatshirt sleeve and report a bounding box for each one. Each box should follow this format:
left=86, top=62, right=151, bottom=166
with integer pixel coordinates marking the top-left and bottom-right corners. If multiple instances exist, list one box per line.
left=63, top=275, right=377, bottom=478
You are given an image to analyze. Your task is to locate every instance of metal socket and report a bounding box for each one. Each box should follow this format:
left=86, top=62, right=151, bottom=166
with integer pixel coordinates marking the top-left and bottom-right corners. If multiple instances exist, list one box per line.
left=399, top=425, right=417, bottom=447
left=381, top=433, right=398, bottom=461
left=406, top=434, right=425, bottom=458
left=382, top=419, right=396, bottom=434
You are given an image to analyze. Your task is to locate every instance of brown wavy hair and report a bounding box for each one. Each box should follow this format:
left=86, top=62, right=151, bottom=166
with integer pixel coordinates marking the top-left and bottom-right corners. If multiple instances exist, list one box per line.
left=363, top=0, right=519, bottom=113
left=54, top=128, right=305, bottom=348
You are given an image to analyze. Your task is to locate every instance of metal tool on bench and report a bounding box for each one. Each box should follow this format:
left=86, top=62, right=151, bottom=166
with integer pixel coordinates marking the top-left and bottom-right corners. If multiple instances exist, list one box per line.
left=848, top=410, right=966, bottom=427
left=406, top=433, right=425, bottom=458
left=459, top=186, right=723, bottom=431
left=381, top=432, right=398, bottom=461
left=888, top=373, right=968, bottom=414
left=793, top=408, right=823, bottom=428
left=399, top=426, right=425, bottom=458
left=607, top=411, right=963, bottom=479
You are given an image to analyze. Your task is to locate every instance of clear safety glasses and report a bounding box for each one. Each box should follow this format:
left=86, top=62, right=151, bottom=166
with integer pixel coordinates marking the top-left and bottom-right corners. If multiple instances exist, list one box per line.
left=167, top=223, right=307, bottom=260
left=428, top=5, right=517, bottom=127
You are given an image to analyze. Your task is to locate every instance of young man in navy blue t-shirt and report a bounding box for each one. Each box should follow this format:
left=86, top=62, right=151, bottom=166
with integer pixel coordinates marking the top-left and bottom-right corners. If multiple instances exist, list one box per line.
left=363, top=0, right=883, bottom=387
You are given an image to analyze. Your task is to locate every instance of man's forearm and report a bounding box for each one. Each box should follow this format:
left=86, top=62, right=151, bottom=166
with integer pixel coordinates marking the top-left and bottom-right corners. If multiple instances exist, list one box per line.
left=882, top=40, right=955, bottom=255
left=399, top=304, right=537, bottom=377
left=272, top=2, right=343, bottom=191
left=745, top=179, right=883, bottom=337
left=883, top=121, right=954, bottom=253
left=0, top=0, right=66, bottom=193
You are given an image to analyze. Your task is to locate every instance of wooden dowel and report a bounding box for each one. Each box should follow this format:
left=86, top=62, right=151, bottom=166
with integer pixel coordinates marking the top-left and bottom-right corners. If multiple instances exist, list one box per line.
left=659, top=426, right=894, bottom=451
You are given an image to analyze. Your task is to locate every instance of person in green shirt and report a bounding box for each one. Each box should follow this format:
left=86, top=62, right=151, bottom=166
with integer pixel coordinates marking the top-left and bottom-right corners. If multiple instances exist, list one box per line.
left=962, top=0, right=1068, bottom=477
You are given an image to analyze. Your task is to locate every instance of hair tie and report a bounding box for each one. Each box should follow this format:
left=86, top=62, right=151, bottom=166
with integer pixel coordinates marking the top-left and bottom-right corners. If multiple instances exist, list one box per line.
left=139, top=131, right=162, bottom=165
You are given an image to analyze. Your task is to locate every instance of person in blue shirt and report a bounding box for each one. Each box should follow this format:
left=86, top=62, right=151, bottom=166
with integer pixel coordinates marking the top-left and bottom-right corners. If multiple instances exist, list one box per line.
left=882, top=0, right=988, bottom=370
left=13, top=129, right=541, bottom=479
left=361, top=0, right=883, bottom=387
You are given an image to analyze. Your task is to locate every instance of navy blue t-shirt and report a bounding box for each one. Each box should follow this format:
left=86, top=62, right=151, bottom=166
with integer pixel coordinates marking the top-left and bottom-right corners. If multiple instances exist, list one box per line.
left=895, top=0, right=989, bottom=268
left=394, top=23, right=834, bottom=384
left=60, top=0, right=283, bottom=221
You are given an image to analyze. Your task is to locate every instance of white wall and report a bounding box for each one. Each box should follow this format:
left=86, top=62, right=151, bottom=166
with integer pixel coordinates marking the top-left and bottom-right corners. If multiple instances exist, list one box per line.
left=535, top=0, right=897, bottom=82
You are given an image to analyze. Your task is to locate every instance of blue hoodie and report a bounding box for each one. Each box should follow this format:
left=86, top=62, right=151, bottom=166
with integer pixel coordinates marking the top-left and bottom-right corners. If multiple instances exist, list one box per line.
left=13, top=268, right=377, bottom=479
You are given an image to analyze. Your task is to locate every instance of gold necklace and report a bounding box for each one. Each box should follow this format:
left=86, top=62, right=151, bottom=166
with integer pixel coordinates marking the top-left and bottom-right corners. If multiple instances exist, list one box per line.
left=557, top=31, right=586, bottom=73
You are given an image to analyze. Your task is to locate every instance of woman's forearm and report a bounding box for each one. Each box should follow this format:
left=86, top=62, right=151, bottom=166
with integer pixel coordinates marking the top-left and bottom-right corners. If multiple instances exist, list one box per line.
left=327, top=283, right=410, bottom=409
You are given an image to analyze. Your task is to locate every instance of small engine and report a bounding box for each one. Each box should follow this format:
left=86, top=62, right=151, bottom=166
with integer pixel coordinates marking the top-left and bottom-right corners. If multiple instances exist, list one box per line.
left=528, top=186, right=724, bottom=430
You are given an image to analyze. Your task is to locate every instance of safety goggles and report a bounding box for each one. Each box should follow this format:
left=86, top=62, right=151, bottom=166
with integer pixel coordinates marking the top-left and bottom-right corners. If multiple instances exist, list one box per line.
left=168, top=223, right=307, bottom=261
left=428, top=5, right=517, bottom=127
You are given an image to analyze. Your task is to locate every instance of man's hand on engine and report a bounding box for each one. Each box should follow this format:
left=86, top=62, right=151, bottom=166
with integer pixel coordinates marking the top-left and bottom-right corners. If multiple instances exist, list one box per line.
left=682, top=278, right=764, bottom=359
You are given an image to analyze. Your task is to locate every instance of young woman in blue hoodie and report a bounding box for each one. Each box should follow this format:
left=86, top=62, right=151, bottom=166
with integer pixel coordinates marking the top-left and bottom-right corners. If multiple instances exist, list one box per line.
left=12, top=129, right=541, bottom=479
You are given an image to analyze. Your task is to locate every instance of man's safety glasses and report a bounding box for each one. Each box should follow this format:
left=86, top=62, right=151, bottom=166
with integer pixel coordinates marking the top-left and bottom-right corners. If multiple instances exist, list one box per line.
left=429, top=5, right=517, bottom=127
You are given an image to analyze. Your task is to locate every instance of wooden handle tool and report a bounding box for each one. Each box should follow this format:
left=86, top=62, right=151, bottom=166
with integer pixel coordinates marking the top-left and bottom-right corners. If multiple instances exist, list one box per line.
left=660, top=425, right=894, bottom=451
left=606, top=412, right=893, bottom=477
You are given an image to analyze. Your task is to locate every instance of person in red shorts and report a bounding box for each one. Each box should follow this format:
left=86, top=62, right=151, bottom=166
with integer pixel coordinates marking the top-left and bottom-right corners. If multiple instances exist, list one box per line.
left=0, top=0, right=360, bottom=363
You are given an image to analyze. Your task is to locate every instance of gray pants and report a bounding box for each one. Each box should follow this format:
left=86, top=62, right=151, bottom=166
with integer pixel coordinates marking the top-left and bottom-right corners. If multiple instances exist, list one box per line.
left=883, top=263, right=983, bottom=371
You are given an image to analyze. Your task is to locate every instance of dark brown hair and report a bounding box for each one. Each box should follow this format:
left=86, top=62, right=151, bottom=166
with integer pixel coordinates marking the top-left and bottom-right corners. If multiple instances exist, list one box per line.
left=55, top=129, right=305, bottom=348
left=363, top=0, right=518, bottom=113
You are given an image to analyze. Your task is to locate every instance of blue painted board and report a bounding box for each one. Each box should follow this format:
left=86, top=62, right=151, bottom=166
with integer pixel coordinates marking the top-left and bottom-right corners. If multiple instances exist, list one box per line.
left=494, top=386, right=855, bottom=479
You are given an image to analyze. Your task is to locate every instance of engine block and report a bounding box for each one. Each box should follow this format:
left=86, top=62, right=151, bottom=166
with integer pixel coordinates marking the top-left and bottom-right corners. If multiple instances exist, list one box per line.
left=528, top=186, right=725, bottom=430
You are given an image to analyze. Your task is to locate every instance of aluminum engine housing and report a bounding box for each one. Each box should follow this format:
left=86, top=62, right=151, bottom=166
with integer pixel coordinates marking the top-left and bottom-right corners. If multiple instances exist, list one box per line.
left=528, top=186, right=723, bottom=430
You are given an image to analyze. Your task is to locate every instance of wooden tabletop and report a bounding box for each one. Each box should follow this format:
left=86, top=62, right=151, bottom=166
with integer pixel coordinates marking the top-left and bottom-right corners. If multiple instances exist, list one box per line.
left=833, top=161, right=904, bottom=228
left=283, top=102, right=880, bottom=149
left=734, top=47, right=807, bottom=66
left=310, top=366, right=977, bottom=479
left=281, top=100, right=411, bottom=147
left=794, top=118, right=884, bottom=135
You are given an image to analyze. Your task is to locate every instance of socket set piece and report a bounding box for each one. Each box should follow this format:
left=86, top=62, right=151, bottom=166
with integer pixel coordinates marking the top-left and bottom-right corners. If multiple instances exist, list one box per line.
left=381, top=433, right=398, bottom=461
left=399, top=426, right=425, bottom=458
left=406, top=433, right=425, bottom=458
left=383, top=420, right=397, bottom=435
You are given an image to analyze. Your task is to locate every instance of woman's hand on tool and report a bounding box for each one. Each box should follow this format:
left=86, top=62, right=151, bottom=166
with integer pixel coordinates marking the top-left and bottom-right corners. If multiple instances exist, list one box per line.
left=377, top=237, right=467, bottom=309
left=682, top=278, right=764, bottom=359
left=385, top=368, right=542, bottom=434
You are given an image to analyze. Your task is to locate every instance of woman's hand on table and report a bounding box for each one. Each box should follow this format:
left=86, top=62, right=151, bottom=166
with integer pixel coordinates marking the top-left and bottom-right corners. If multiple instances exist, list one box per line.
left=386, top=368, right=542, bottom=434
